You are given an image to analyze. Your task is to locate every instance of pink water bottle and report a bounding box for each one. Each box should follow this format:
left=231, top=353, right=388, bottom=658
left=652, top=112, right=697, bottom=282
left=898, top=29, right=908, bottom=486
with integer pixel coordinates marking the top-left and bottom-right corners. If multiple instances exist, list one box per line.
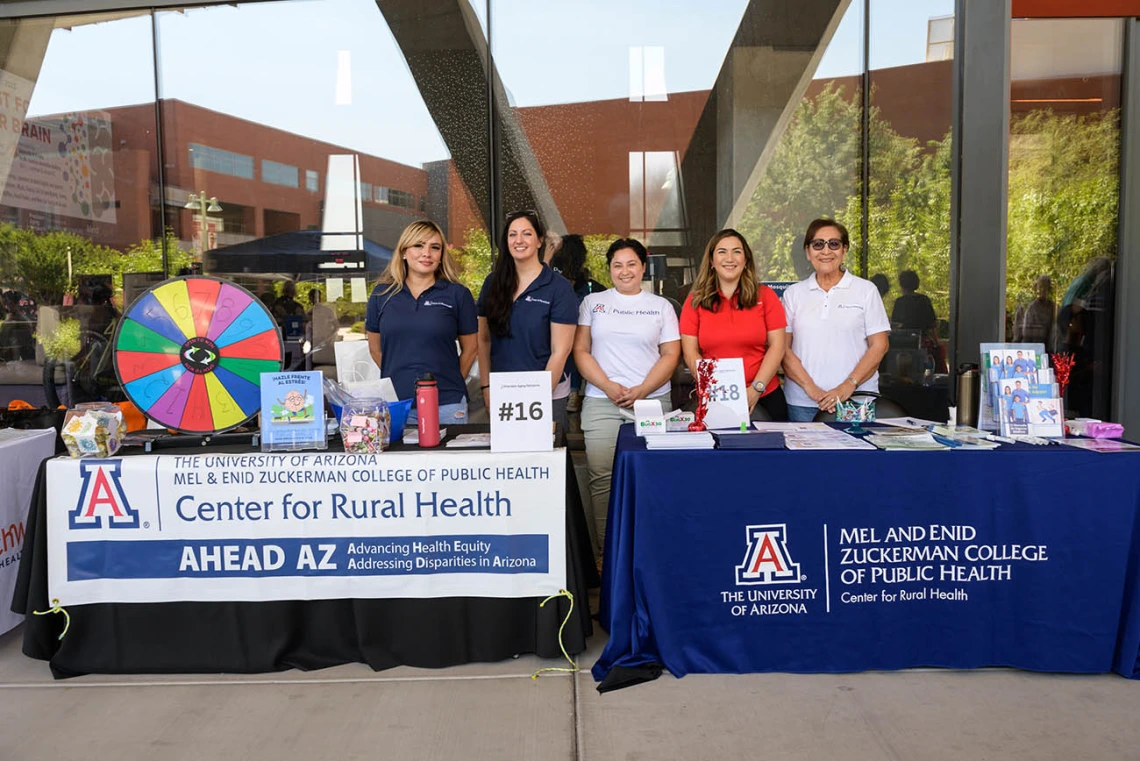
left=415, top=373, right=440, bottom=448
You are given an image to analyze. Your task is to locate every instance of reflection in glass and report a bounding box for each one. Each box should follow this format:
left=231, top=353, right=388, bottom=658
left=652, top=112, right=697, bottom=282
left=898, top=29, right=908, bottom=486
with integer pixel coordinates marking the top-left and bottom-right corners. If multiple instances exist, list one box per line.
left=866, top=0, right=954, bottom=401
left=0, top=13, right=160, bottom=408
left=156, top=0, right=491, bottom=378
left=1008, top=18, right=1123, bottom=419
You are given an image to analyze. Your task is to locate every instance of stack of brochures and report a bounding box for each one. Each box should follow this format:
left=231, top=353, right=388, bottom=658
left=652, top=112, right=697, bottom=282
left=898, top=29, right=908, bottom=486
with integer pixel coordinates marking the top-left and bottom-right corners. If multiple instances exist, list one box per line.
left=864, top=429, right=948, bottom=451
left=644, top=431, right=716, bottom=450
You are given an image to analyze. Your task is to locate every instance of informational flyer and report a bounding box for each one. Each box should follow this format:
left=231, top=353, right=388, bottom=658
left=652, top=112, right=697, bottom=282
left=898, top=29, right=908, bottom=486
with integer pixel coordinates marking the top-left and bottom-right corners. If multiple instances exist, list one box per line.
left=260, top=371, right=327, bottom=451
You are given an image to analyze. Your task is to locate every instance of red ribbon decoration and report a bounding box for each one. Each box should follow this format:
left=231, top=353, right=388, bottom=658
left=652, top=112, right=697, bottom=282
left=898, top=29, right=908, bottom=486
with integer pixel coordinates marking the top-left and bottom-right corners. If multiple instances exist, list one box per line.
left=690, top=359, right=718, bottom=432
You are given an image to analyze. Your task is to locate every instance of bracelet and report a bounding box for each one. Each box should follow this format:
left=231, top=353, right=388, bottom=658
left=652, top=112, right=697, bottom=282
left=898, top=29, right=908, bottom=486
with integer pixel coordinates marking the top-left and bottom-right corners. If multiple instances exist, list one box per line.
left=846, top=376, right=858, bottom=388
left=480, top=385, right=490, bottom=390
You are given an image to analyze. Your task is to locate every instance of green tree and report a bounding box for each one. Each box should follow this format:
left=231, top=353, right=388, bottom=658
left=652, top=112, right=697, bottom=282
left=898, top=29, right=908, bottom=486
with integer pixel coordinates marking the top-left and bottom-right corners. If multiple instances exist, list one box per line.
left=738, top=82, right=862, bottom=282
left=1006, top=109, right=1119, bottom=313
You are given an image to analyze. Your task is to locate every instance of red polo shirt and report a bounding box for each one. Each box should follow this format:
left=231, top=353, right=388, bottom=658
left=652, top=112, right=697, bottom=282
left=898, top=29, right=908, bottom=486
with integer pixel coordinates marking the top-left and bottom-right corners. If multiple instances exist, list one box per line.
left=679, top=285, right=787, bottom=396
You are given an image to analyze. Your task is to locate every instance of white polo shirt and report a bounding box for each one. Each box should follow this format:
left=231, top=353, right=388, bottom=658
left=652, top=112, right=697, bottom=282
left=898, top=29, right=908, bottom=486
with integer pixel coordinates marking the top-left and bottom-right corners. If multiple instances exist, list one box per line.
left=782, top=270, right=891, bottom=407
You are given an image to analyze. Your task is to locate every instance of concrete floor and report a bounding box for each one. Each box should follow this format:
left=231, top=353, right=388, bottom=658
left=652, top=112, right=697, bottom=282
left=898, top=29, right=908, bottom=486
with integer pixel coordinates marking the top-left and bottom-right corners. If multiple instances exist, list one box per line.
left=2, top=621, right=1140, bottom=761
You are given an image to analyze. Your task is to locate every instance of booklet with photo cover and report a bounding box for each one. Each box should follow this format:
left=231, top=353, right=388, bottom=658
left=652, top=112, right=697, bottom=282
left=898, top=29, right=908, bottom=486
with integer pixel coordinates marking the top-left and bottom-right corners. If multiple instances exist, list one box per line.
left=980, top=343, right=1045, bottom=432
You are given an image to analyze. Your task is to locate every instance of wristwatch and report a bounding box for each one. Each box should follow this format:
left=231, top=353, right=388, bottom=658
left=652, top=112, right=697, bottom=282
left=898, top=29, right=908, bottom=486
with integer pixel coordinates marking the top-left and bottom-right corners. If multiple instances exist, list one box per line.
left=752, top=379, right=767, bottom=393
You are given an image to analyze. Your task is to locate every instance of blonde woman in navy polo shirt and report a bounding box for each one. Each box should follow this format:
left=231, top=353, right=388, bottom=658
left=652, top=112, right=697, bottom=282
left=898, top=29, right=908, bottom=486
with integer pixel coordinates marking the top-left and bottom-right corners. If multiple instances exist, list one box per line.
left=365, top=220, right=478, bottom=425
left=477, top=210, right=578, bottom=436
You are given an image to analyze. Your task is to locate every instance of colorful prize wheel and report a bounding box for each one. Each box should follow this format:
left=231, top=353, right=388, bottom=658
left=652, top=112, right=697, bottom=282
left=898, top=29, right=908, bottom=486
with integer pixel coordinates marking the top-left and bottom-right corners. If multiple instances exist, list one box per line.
left=113, top=276, right=283, bottom=434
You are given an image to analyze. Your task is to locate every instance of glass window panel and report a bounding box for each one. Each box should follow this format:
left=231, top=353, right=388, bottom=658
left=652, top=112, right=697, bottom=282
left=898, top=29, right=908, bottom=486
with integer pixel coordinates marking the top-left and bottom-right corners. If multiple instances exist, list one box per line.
left=155, top=0, right=490, bottom=374
left=493, top=0, right=753, bottom=298
left=1008, top=18, right=1123, bottom=419
left=0, top=12, right=161, bottom=407
left=739, top=1, right=864, bottom=284
left=264, top=159, right=300, bottom=188
left=867, top=0, right=955, bottom=407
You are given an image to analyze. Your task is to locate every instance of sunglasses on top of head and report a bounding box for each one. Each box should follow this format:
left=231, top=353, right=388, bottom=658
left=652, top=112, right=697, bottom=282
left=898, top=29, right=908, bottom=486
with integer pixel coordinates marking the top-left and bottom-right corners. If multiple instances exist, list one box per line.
left=810, top=238, right=844, bottom=251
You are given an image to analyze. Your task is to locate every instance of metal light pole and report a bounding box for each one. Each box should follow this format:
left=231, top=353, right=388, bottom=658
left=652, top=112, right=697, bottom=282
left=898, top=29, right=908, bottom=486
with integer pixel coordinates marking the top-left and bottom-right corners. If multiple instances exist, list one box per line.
left=184, top=191, right=222, bottom=260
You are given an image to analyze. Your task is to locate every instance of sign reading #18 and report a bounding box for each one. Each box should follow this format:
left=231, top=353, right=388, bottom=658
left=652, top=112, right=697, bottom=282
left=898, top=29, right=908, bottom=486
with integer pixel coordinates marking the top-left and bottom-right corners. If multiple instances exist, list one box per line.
left=490, top=371, right=553, bottom=453
left=701, top=357, right=749, bottom=430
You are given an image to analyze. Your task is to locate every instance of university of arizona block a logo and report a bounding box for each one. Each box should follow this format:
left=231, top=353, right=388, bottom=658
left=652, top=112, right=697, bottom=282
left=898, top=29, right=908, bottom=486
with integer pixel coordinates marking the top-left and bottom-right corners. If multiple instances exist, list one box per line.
left=70, top=460, right=139, bottom=529
left=736, top=524, right=801, bottom=585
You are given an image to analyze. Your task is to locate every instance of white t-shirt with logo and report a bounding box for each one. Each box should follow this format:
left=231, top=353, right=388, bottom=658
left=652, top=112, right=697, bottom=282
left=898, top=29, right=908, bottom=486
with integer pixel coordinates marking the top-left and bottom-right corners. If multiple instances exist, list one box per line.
left=578, top=289, right=680, bottom=399
left=782, top=270, right=891, bottom=407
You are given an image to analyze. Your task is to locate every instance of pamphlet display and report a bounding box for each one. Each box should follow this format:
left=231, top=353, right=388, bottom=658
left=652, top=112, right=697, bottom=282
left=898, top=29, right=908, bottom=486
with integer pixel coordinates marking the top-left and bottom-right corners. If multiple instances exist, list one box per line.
left=978, top=343, right=1045, bottom=433
left=259, top=371, right=328, bottom=451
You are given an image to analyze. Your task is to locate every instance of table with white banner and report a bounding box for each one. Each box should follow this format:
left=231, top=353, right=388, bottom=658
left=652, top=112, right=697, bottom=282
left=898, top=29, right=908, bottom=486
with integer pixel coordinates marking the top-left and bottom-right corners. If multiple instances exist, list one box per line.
left=0, top=428, right=56, bottom=635
left=13, top=427, right=595, bottom=677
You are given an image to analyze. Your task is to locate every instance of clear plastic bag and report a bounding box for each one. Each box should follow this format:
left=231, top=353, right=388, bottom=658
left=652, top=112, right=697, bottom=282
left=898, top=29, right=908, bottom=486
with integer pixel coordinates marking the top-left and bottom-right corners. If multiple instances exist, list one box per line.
left=61, top=402, right=125, bottom=458
left=339, top=397, right=391, bottom=453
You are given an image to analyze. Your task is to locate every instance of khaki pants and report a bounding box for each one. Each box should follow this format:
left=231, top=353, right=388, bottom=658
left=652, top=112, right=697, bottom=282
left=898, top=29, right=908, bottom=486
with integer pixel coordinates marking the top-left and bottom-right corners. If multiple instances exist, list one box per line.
left=580, top=392, right=669, bottom=560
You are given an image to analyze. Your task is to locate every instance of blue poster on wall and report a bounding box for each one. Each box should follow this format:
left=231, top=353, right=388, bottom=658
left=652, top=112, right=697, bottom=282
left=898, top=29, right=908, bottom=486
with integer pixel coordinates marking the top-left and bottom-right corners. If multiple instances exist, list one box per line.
left=259, top=371, right=327, bottom=451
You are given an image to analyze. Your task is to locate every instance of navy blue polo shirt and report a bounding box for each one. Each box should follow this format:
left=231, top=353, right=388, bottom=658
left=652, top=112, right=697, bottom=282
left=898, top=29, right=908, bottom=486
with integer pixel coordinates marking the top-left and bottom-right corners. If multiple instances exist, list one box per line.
left=364, top=279, right=477, bottom=405
left=476, top=265, right=578, bottom=375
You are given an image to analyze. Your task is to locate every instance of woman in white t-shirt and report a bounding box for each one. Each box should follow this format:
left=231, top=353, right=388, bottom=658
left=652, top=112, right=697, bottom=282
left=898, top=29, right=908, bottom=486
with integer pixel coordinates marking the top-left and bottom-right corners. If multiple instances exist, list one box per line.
left=573, top=238, right=681, bottom=565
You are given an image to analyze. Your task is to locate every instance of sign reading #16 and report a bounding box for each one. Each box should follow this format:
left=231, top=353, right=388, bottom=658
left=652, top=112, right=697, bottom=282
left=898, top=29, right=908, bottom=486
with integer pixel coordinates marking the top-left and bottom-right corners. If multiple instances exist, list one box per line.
left=702, top=357, right=749, bottom=430
left=490, top=371, right=553, bottom=453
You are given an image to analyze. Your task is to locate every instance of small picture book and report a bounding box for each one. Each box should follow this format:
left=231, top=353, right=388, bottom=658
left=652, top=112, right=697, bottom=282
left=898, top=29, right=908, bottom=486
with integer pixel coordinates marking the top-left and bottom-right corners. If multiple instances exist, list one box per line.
left=260, top=370, right=328, bottom=451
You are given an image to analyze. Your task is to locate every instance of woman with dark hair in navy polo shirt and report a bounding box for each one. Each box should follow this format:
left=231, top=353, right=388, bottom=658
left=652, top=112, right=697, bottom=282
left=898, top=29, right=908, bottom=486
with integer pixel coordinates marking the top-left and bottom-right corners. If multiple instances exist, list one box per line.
left=365, top=219, right=478, bottom=424
left=477, top=210, right=578, bottom=436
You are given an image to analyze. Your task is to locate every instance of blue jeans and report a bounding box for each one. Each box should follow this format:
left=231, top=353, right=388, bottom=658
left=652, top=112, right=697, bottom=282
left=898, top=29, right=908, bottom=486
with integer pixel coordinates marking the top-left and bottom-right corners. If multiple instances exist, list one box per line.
left=788, top=404, right=821, bottom=422
left=407, top=398, right=469, bottom=426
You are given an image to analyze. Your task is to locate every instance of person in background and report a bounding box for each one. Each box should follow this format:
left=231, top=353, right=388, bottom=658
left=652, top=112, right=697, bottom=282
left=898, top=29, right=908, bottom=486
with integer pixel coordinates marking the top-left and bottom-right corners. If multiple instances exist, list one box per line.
left=893, top=269, right=945, bottom=374
left=870, top=273, right=890, bottom=299
left=477, top=210, right=577, bottom=436
left=365, top=219, right=477, bottom=425
left=272, top=280, right=304, bottom=321
left=680, top=228, right=788, bottom=421
left=1013, top=274, right=1056, bottom=351
left=574, top=238, right=680, bottom=562
left=550, top=234, right=606, bottom=413
left=891, top=270, right=936, bottom=332
left=782, top=219, right=890, bottom=421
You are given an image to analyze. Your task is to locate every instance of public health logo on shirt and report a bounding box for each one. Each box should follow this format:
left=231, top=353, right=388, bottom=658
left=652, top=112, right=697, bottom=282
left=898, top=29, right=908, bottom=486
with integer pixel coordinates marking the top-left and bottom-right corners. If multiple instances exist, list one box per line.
left=422, top=300, right=453, bottom=309
left=735, top=524, right=802, bottom=585
left=69, top=460, right=139, bottom=530
left=592, top=304, right=606, bottom=313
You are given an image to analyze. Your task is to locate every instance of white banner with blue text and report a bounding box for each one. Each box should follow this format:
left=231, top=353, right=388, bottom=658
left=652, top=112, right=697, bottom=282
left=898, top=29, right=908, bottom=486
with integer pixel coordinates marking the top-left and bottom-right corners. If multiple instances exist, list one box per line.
left=46, top=449, right=566, bottom=604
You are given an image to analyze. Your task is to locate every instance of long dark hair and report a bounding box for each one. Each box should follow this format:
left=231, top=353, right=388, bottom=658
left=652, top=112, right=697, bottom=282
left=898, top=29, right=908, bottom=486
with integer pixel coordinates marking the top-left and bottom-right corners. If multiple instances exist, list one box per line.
left=485, top=210, right=546, bottom=337
left=550, top=234, right=588, bottom=287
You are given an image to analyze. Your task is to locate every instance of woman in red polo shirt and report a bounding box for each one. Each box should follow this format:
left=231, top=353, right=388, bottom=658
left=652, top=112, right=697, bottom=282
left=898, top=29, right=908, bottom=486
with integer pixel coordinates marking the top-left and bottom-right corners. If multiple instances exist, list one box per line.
left=680, top=228, right=788, bottom=420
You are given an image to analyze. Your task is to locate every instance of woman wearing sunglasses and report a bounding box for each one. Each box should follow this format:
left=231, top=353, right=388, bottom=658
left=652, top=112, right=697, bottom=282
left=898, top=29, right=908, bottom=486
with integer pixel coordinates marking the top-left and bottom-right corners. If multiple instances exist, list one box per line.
left=680, top=228, right=789, bottom=420
left=781, top=218, right=891, bottom=422
left=477, top=210, right=578, bottom=436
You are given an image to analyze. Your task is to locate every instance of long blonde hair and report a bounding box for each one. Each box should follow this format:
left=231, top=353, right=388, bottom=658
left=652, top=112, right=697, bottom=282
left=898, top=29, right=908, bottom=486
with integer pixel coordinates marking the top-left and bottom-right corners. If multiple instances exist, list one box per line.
left=379, top=219, right=460, bottom=295
left=688, top=228, right=758, bottom=311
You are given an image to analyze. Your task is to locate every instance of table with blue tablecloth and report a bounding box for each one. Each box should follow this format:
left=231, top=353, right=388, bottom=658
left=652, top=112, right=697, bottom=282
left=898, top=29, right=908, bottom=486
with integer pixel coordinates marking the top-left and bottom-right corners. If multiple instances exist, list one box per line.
left=593, top=425, right=1140, bottom=685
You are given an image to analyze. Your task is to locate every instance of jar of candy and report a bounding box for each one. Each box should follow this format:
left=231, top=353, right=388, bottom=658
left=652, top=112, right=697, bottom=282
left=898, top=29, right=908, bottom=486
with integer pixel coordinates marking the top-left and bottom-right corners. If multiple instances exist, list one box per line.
left=339, top=398, right=390, bottom=453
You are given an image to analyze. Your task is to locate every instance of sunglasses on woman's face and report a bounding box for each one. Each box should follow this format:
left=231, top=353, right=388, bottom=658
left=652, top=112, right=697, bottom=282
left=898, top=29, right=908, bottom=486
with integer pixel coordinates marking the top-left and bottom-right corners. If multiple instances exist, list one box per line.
left=810, top=238, right=844, bottom=251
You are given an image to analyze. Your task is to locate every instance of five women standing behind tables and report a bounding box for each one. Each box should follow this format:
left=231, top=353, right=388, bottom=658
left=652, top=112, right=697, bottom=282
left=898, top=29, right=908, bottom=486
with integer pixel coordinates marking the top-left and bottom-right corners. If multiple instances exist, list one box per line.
left=368, top=214, right=890, bottom=565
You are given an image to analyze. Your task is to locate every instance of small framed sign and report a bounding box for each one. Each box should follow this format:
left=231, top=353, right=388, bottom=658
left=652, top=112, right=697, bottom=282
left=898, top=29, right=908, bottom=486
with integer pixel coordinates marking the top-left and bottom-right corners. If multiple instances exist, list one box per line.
left=260, top=370, right=328, bottom=452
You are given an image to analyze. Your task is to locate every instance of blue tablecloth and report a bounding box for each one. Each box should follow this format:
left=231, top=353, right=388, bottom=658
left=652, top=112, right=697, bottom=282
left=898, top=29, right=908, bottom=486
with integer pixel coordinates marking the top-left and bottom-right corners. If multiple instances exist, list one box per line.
left=593, top=425, right=1140, bottom=681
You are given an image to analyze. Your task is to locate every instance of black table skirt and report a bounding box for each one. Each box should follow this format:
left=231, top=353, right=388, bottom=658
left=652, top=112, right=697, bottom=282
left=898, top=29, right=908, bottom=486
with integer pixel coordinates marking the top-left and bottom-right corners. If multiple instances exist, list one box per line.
left=12, top=437, right=596, bottom=678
